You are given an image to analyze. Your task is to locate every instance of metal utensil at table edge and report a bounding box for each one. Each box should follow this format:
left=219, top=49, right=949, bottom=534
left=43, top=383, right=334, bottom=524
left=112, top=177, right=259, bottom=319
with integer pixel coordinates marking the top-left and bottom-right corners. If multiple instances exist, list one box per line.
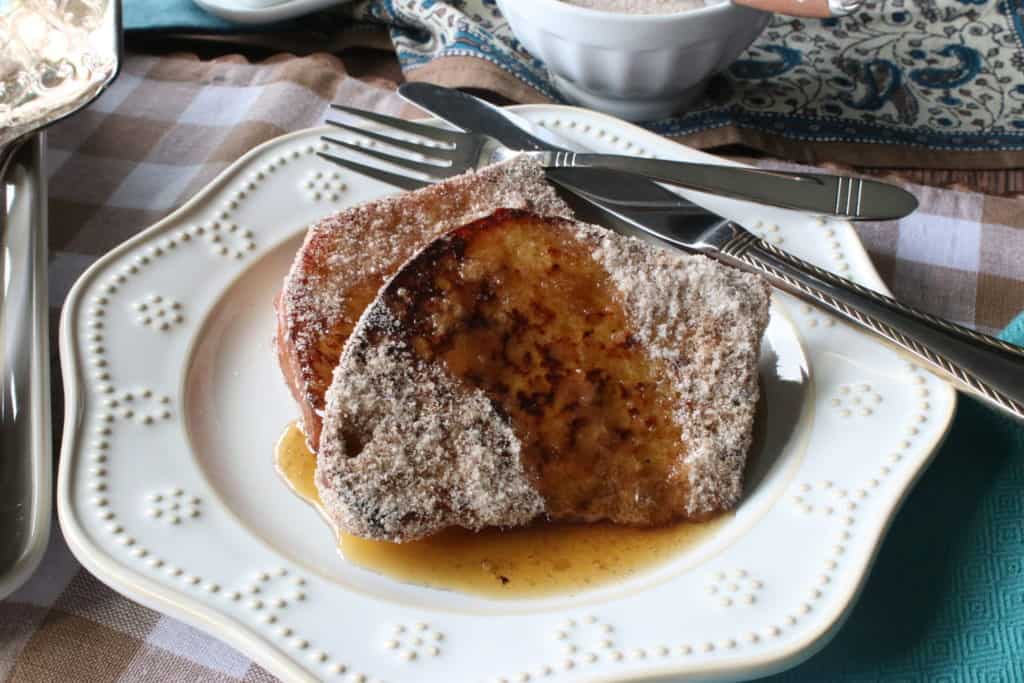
left=361, top=84, right=1024, bottom=422
left=0, top=137, right=50, bottom=598
left=0, top=0, right=121, bottom=598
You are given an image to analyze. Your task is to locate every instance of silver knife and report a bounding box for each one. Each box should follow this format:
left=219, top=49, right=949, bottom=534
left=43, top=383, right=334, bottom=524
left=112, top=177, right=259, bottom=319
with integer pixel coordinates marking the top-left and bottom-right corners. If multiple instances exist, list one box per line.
left=398, top=83, right=917, bottom=221
left=397, top=84, right=1024, bottom=423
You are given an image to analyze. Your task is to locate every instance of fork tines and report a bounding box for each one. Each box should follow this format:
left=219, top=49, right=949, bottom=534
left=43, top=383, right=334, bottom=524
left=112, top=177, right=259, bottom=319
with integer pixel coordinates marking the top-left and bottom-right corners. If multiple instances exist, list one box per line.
left=319, top=104, right=466, bottom=189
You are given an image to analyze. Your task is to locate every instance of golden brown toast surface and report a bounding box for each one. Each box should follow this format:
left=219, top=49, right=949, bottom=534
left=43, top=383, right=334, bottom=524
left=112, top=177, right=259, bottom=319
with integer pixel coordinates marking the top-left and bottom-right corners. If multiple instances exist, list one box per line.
left=386, top=212, right=691, bottom=524
left=318, top=210, right=771, bottom=542
left=275, top=157, right=572, bottom=450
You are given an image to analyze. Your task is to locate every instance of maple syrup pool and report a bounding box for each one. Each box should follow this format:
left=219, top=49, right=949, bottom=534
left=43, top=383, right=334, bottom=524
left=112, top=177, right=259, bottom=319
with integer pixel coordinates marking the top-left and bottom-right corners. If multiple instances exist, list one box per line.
left=275, top=422, right=729, bottom=599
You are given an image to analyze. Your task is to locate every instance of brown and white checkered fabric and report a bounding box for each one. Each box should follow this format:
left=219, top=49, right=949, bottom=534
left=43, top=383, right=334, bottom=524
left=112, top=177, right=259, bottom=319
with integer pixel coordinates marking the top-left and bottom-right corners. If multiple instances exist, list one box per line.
left=2, top=52, right=1022, bottom=683
left=755, top=159, right=1024, bottom=336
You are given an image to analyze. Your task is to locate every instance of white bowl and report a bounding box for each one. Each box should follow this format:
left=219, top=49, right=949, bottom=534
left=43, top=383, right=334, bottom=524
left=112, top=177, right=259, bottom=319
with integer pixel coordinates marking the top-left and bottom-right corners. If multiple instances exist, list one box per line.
left=497, top=0, right=770, bottom=121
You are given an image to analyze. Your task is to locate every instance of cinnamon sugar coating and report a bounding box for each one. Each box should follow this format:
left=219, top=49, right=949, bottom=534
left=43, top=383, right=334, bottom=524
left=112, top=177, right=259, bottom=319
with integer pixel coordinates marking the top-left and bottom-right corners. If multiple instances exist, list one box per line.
left=317, top=211, right=770, bottom=542
left=275, top=156, right=572, bottom=450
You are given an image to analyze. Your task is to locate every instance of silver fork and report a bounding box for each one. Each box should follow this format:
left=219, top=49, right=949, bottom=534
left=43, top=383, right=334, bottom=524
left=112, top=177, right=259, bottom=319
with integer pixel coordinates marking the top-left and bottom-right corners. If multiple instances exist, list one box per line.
left=317, top=105, right=1024, bottom=422
left=320, top=104, right=917, bottom=221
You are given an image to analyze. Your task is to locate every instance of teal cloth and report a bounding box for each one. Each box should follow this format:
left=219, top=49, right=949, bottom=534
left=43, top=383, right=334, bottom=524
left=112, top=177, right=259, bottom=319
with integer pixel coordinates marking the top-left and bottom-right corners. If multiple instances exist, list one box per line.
left=124, top=0, right=240, bottom=31
left=769, top=312, right=1024, bottom=681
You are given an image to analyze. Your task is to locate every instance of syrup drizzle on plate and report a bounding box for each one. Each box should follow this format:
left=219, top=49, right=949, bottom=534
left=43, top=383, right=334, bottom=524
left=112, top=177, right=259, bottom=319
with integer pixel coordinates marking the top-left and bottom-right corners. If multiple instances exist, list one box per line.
left=276, top=422, right=727, bottom=598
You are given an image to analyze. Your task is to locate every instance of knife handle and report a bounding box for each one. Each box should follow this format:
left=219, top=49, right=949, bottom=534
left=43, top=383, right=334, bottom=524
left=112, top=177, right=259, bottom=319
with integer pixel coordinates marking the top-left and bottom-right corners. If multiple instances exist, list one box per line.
left=547, top=152, right=918, bottom=221
left=719, top=229, right=1024, bottom=422
left=732, top=0, right=860, bottom=16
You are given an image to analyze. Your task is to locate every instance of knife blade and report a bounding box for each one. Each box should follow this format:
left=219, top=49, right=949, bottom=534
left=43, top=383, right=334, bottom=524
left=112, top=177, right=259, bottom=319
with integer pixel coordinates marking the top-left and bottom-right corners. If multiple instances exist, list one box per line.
left=398, top=82, right=917, bottom=222
left=396, top=82, right=694, bottom=215
left=396, top=83, right=739, bottom=262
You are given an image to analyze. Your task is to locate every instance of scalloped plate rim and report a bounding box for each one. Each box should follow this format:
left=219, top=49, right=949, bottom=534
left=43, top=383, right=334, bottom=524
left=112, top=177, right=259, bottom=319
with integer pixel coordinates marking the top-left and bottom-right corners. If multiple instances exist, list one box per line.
left=56, top=108, right=958, bottom=683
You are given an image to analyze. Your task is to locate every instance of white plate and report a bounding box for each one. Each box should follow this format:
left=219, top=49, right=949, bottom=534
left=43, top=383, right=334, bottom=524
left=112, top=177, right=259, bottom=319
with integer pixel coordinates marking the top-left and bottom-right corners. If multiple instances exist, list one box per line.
left=58, top=105, right=956, bottom=683
left=192, top=0, right=340, bottom=25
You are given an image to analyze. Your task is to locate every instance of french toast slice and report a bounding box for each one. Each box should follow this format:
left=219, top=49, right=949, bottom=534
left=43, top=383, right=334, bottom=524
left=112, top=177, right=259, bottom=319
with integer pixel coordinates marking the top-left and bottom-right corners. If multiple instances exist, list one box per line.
left=275, top=157, right=572, bottom=450
left=318, top=210, right=771, bottom=542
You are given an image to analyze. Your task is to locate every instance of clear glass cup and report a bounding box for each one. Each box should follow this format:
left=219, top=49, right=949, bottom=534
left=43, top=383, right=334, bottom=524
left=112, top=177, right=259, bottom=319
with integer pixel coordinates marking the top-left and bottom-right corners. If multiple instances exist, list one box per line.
left=0, top=0, right=113, bottom=132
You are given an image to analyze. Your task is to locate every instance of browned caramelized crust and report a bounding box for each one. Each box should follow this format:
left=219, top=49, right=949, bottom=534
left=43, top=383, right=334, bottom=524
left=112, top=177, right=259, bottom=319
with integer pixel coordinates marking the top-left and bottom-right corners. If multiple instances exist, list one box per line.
left=318, top=210, right=771, bottom=542
left=275, top=157, right=572, bottom=450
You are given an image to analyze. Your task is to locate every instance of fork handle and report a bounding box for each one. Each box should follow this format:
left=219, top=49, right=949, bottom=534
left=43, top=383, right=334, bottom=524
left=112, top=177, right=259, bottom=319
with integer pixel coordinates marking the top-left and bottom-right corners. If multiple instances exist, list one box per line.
left=717, top=230, right=1024, bottom=421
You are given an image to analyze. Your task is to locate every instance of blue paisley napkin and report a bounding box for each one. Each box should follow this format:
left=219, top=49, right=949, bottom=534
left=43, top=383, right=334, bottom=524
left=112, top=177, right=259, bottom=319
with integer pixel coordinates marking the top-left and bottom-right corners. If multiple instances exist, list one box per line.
left=126, top=0, right=1024, bottom=157
left=349, top=0, right=1024, bottom=152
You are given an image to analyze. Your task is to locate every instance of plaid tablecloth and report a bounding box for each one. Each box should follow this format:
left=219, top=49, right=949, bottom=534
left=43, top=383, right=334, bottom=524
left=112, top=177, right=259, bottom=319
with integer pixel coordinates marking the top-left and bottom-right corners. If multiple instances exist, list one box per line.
left=1, top=52, right=1022, bottom=682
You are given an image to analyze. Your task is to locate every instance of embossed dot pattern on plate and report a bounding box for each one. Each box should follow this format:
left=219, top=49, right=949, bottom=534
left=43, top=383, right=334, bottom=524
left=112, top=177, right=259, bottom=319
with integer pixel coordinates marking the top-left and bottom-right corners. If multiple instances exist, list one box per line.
left=59, top=118, right=957, bottom=683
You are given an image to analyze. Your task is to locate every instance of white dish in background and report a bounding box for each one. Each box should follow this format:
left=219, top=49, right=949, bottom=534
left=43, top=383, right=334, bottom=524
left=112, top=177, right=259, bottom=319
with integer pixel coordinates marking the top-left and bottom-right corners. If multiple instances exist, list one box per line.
left=496, top=0, right=770, bottom=121
left=58, top=105, right=955, bottom=682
